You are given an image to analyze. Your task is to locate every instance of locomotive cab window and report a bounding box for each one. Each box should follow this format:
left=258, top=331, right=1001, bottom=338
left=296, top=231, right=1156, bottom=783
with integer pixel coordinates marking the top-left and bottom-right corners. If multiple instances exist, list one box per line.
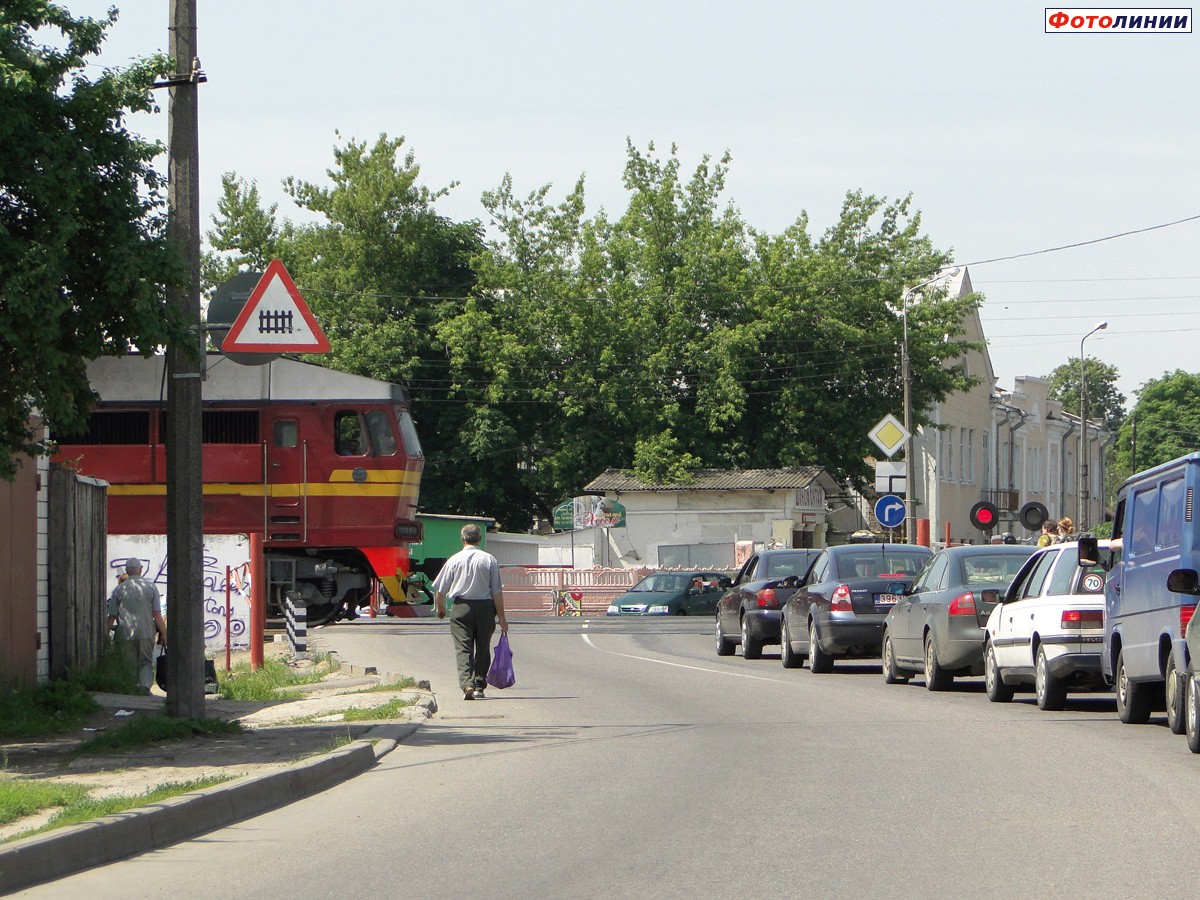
left=366, top=410, right=397, bottom=456
left=274, top=419, right=298, bottom=448
left=397, top=409, right=423, bottom=459
left=334, top=411, right=366, bottom=456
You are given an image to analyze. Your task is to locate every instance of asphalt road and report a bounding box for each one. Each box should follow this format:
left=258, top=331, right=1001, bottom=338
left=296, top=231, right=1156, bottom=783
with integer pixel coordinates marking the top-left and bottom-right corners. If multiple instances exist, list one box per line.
left=22, top=616, right=1200, bottom=899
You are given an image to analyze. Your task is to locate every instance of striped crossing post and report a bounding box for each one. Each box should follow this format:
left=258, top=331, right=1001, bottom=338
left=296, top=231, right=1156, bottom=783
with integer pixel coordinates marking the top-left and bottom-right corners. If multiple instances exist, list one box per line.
left=285, top=592, right=307, bottom=660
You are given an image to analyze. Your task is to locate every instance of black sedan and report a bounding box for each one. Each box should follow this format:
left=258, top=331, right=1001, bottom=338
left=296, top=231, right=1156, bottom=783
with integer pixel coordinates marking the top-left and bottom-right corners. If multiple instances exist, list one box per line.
left=715, top=549, right=819, bottom=659
left=882, top=544, right=1034, bottom=690
left=780, top=543, right=932, bottom=672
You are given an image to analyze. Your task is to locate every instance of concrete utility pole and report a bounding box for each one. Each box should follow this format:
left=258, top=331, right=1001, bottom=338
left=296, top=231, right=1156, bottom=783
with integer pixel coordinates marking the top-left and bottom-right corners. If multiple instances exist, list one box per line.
left=164, top=0, right=205, bottom=718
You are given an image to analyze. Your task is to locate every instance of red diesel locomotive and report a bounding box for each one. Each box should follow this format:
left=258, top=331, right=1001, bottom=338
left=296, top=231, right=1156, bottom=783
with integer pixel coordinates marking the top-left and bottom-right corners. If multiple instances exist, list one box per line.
left=54, top=353, right=424, bottom=624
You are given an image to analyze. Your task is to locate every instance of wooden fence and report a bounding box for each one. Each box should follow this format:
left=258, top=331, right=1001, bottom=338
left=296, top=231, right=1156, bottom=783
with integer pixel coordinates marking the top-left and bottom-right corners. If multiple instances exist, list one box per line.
left=48, top=467, right=109, bottom=677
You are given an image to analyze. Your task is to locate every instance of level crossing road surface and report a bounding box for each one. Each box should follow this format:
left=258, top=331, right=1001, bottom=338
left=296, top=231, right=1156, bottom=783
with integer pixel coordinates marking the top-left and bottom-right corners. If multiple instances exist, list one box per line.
left=22, top=616, right=1200, bottom=898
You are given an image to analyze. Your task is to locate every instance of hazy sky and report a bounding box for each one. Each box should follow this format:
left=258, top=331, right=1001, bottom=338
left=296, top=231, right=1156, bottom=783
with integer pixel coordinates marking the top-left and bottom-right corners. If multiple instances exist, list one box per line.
left=61, top=1, right=1200, bottom=405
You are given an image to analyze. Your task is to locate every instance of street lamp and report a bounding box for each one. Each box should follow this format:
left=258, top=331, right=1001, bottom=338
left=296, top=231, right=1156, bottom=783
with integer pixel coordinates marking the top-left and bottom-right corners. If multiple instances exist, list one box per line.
left=1078, top=320, right=1108, bottom=529
left=902, top=268, right=959, bottom=544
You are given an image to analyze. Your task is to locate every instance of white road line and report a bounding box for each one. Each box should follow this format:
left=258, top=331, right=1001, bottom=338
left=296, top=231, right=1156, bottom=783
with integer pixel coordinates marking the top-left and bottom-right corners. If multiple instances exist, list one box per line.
left=581, top=634, right=786, bottom=683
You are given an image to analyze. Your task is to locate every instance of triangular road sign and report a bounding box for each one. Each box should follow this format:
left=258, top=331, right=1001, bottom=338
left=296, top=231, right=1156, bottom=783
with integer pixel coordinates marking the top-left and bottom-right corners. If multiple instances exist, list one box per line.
left=221, top=259, right=330, bottom=354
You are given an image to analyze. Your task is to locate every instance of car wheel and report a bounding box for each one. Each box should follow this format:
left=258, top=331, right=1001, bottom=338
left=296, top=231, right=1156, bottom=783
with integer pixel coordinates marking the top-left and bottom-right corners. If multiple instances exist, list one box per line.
left=1166, top=651, right=1186, bottom=734
left=1187, top=676, right=1200, bottom=754
left=809, top=621, right=833, bottom=674
left=715, top=616, right=735, bottom=656
left=924, top=634, right=953, bottom=692
left=1115, top=649, right=1152, bottom=724
left=674, top=607, right=688, bottom=616
left=781, top=619, right=803, bottom=669
left=1035, top=646, right=1067, bottom=711
left=882, top=631, right=908, bottom=684
left=741, top=616, right=763, bottom=660
left=985, top=642, right=1014, bottom=703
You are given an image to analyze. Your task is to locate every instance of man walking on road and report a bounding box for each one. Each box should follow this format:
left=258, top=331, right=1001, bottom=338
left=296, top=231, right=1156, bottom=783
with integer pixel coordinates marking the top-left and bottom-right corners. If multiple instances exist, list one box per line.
left=106, top=557, right=167, bottom=695
left=433, top=524, right=508, bottom=700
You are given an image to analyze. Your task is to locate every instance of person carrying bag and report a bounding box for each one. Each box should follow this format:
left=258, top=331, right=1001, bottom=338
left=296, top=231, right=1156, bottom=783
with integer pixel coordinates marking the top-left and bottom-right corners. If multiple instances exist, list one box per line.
left=487, top=633, right=515, bottom=689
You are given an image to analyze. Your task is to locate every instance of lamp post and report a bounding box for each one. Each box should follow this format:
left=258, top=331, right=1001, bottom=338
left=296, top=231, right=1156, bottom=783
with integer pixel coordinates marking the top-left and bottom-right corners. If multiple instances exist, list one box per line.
left=1078, top=320, right=1108, bottom=529
left=902, top=268, right=959, bottom=544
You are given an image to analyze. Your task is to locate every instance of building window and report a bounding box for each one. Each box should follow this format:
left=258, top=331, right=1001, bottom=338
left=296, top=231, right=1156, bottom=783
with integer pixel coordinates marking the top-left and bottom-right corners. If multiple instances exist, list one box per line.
left=946, top=427, right=955, bottom=483
left=960, top=429, right=969, bottom=487
left=967, top=429, right=975, bottom=484
left=982, top=432, right=991, bottom=490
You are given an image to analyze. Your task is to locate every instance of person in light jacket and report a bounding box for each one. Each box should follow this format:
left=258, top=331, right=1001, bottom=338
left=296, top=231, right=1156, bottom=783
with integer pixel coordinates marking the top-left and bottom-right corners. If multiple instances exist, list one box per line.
left=432, top=525, right=508, bottom=700
left=106, top=558, right=167, bottom=694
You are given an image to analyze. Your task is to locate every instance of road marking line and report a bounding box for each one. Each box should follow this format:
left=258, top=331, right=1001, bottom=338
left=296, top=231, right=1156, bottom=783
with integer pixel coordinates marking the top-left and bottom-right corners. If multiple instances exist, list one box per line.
left=581, top=634, right=785, bottom=683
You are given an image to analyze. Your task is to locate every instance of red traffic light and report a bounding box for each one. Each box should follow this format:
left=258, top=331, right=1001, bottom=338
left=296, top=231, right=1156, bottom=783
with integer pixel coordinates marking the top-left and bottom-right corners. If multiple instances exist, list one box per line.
left=970, top=501, right=999, bottom=531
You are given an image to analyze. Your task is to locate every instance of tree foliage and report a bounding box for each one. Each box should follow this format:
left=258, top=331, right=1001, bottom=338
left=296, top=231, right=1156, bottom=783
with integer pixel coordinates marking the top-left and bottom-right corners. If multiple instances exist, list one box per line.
left=0, top=1, right=185, bottom=479
left=1045, top=357, right=1126, bottom=430
left=205, top=138, right=980, bottom=529
left=1114, top=370, right=1200, bottom=474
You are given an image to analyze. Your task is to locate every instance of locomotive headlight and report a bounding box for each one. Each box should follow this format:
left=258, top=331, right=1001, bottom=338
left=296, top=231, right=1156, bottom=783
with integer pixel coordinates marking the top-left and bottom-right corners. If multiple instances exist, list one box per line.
left=394, top=521, right=424, bottom=541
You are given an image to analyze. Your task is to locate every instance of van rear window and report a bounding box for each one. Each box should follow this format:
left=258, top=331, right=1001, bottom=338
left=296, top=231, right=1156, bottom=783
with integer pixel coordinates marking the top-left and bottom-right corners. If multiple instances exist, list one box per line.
left=1158, top=477, right=1185, bottom=550
left=1130, top=486, right=1159, bottom=557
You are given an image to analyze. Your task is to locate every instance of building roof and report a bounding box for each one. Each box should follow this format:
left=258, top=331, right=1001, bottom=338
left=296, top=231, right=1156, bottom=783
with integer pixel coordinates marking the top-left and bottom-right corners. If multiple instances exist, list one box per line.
left=584, top=467, right=833, bottom=493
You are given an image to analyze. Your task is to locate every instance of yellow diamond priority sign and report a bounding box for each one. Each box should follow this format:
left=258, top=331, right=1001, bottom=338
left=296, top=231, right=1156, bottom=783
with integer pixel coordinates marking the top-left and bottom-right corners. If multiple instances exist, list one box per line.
left=869, top=414, right=910, bottom=459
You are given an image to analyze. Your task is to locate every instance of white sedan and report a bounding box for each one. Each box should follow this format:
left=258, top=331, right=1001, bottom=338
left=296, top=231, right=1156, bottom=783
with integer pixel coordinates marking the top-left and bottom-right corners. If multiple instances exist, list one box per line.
left=983, top=540, right=1110, bottom=710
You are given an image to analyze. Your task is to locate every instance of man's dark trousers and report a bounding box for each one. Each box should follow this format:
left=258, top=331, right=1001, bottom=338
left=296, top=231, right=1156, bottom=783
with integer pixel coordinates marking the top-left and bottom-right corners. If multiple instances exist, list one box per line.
left=450, top=598, right=497, bottom=691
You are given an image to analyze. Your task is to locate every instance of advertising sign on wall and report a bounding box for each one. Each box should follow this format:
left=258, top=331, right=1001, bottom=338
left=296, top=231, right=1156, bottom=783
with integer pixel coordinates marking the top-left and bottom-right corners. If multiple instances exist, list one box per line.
left=552, top=496, right=627, bottom=530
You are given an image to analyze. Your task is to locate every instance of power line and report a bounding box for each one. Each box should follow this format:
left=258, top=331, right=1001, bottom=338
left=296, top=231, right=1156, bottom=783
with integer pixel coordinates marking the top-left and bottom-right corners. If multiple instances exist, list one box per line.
left=961, top=214, right=1200, bottom=267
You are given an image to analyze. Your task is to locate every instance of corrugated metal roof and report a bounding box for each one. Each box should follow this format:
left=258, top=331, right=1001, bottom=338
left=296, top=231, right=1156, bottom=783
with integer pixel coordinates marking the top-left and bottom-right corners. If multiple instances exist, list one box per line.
left=583, top=467, right=829, bottom=493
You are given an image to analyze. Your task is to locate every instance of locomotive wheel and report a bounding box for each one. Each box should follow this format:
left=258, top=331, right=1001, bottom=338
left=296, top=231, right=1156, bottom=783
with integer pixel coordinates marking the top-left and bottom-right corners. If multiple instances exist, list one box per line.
left=302, top=602, right=341, bottom=627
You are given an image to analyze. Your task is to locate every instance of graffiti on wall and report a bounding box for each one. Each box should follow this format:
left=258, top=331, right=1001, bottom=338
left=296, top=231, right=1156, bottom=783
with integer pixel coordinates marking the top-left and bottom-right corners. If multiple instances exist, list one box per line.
left=107, top=534, right=251, bottom=650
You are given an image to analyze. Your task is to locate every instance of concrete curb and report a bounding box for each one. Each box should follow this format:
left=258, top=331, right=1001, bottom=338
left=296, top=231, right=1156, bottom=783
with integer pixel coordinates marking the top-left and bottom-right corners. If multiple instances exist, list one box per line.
left=0, top=722, right=419, bottom=894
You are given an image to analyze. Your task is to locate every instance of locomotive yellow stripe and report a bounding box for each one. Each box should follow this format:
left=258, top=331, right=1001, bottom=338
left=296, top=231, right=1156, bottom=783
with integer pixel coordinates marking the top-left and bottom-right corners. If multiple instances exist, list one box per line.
left=328, top=470, right=413, bottom=483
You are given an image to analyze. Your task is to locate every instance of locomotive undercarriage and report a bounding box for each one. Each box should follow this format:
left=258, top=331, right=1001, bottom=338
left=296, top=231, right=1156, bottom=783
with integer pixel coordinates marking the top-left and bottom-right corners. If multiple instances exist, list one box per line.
left=266, top=549, right=375, bottom=627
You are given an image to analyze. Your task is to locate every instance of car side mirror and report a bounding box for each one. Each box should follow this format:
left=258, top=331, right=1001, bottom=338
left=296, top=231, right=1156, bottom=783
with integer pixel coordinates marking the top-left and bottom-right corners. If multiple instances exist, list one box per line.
left=979, top=588, right=1001, bottom=605
left=1167, top=569, right=1200, bottom=595
left=1077, top=534, right=1113, bottom=570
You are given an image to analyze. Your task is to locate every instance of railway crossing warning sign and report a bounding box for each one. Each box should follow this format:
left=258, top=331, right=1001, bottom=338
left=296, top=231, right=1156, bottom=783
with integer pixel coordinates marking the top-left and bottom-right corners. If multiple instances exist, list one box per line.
left=221, top=260, right=330, bottom=355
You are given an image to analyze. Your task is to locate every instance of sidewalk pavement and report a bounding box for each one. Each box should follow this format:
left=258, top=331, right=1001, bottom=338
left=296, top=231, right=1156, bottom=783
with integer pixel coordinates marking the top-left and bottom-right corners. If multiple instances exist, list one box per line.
left=0, top=651, right=436, bottom=894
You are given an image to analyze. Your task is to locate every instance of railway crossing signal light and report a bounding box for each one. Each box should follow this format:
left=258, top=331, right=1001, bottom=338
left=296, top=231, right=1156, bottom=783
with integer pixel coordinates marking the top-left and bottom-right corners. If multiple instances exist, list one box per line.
left=1019, top=501, right=1049, bottom=531
left=970, top=501, right=999, bottom=532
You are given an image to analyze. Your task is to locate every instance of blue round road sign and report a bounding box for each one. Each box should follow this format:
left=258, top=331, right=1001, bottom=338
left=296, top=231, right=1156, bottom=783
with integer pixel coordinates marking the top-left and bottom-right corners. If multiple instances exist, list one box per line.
left=874, top=495, right=906, bottom=529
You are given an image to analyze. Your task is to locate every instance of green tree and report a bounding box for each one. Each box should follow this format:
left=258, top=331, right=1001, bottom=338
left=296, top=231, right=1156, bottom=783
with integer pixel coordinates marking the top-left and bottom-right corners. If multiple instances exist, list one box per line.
left=201, top=173, right=287, bottom=291
left=0, top=2, right=185, bottom=479
left=1115, top=370, right=1200, bottom=474
left=1046, top=357, right=1126, bottom=430
left=733, top=191, right=978, bottom=489
left=205, top=137, right=980, bottom=528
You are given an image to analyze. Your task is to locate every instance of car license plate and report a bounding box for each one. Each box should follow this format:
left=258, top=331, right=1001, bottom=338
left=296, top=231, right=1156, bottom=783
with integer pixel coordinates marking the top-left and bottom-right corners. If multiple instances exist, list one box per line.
left=876, top=593, right=901, bottom=605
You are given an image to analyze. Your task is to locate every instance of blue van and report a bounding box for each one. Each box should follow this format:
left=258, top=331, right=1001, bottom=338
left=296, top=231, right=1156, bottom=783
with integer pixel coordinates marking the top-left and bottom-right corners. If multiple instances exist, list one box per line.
left=1080, top=452, right=1200, bottom=732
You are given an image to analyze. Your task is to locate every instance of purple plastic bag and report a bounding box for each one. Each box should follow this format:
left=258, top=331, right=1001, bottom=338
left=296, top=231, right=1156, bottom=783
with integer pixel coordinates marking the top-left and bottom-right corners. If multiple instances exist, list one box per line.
left=487, top=633, right=515, bottom=689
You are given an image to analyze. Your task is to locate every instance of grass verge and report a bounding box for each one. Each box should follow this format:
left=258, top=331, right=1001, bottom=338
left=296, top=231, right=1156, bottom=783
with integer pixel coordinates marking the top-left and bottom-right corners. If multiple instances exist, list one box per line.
left=218, top=654, right=336, bottom=701
left=341, top=698, right=413, bottom=721
left=0, top=643, right=146, bottom=741
left=352, top=677, right=417, bottom=693
left=1, top=775, right=231, bottom=844
left=74, top=715, right=243, bottom=757
left=0, top=779, right=93, bottom=827
left=0, top=681, right=96, bottom=741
